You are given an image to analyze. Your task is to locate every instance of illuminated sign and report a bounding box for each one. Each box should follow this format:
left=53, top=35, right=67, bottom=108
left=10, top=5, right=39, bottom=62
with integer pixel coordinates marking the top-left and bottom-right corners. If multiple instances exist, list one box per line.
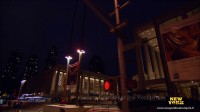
left=168, top=97, right=184, bottom=105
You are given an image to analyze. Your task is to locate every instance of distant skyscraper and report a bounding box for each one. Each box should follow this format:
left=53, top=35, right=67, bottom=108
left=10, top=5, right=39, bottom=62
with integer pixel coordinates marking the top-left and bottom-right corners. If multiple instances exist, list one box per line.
left=45, top=46, right=57, bottom=70
left=89, top=55, right=105, bottom=74
left=1, top=50, right=22, bottom=80
left=23, top=55, right=38, bottom=79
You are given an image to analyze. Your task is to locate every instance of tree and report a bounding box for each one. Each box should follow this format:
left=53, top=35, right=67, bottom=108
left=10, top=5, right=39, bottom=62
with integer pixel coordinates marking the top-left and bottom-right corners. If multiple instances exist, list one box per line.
left=88, top=55, right=105, bottom=74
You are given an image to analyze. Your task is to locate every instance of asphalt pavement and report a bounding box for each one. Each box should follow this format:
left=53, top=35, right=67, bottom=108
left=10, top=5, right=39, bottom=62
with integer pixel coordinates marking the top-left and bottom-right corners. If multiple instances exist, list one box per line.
left=0, top=102, right=121, bottom=112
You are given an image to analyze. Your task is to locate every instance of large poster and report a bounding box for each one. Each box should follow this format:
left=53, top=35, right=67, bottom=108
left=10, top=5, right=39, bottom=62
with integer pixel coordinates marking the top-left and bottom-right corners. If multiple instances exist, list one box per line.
left=67, top=62, right=79, bottom=85
left=160, top=14, right=200, bottom=81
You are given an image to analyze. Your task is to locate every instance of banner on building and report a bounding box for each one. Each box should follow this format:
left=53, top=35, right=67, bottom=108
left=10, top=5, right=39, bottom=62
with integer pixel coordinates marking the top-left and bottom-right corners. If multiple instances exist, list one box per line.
left=67, top=62, right=79, bottom=85
left=160, top=13, right=200, bottom=81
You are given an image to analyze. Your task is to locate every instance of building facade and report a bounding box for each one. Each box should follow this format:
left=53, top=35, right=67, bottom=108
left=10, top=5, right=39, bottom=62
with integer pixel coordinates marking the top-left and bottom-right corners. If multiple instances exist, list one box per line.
left=128, top=3, right=200, bottom=99
left=24, top=65, right=110, bottom=100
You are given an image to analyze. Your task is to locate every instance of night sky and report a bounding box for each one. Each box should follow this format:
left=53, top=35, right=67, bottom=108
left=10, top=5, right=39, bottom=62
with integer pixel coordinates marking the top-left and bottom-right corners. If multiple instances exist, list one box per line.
left=1, top=0, right=191, bottom=77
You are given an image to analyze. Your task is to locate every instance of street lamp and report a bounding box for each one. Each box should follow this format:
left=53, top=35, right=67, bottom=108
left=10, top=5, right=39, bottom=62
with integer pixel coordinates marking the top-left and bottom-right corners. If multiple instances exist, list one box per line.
left=76, top=49, right=85, bottom=106
left=64, top=56, right=72, bottom=102
left=77, top=49, right=85, bottom=62
left=65, top=56, right=72, bottom=62
left=18, top=80, right=26, bottom=99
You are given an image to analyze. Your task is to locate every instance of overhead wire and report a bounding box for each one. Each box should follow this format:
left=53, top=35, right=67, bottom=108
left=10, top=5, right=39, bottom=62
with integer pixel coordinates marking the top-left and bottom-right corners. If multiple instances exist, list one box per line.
left=80, top=3, right=86, bottom=49
left=68, top=0, right=79, bottom=54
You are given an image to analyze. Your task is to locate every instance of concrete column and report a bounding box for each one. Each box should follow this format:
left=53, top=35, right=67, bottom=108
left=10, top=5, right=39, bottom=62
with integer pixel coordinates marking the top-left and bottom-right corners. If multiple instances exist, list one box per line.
left=75, top=72, right=80, bottom=99
left=60, top=72, right=65, bottom=93
left=135, top=43, right=145, bottom=89
left=144, top=44, right=154, bottom=80
left=99, top=78, right=101, bottom=97
left=116, top=79, right=119, bottom=95
left=150, top=47, right=160, bottom=79
left=83, top=77, right=86, bottom=94
left=101, top=80, right=104, bottom=95
left=50, top=71, right=57, bottom=94
left=156, top=52, right=165, bottom=78
left=80, top=75, right=84, bottom=98
left=55, top=71, right=59, bottom=94
left=92, top=78, right=94, bottom=95
left=88, top=76, right=90, bottom=95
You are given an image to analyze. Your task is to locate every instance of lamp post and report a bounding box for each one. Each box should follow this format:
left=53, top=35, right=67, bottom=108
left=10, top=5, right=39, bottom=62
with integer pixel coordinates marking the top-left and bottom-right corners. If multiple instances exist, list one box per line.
left=76, top=49, right=85, bottom=106
left=18, top=80, right=26, bottom=99
left=77, top=49, right=85, bottom=63
left=64, top=56, right=72, bottom=102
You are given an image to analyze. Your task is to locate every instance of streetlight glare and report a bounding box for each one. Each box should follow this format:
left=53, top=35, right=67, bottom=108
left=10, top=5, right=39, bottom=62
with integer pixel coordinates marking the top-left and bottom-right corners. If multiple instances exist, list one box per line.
left=65, top=56, right=72, bottom=60
left=21, top=80, right=26, bottom=84
left=77, top=49, right=85, bottom=54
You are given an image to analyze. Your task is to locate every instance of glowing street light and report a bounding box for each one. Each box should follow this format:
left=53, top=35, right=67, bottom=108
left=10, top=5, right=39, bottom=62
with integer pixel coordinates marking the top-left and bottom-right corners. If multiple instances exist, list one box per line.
left=65, top=56, right=72, bottom=61
left=18, top=80, right=26, bottom=99
left=77, top=49, right=85, bottom=54
left=77, top=49, right=85, bottom=60
left=21, top=80, right=26, bottom=84
left=77, top=49, right=85, bottom=68
left=64, top=56, right=72, bottom=102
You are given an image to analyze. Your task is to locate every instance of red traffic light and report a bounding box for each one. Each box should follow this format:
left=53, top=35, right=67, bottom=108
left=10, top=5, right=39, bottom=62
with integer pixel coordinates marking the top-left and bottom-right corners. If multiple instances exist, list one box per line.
left=104, top=78, right=117, bottom=92
left=104, top=81, right=110, bottom=91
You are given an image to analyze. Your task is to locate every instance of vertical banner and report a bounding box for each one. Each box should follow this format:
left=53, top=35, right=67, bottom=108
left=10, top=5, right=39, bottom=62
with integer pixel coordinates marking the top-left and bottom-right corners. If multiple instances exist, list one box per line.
left=160, top=14, right=200, bottom=81
left=67, top=62, right=78, bottom=85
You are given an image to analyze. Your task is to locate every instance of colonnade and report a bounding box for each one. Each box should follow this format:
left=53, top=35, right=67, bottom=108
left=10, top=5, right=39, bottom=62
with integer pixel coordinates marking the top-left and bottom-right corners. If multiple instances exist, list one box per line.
left=50, top=70, right=106, bottom=97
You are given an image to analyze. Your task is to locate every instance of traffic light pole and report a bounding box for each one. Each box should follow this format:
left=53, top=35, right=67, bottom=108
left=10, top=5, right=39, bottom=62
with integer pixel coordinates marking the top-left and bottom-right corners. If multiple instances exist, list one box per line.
left=84, top=0, right=129, bottom=111
left=114, top=0, right=129, bottom=112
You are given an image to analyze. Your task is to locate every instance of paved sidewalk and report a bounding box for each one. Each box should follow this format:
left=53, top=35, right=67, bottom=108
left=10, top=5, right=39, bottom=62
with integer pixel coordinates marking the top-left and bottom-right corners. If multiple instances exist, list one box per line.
left=1, top=103, right=121, bottom=112
left=0, top=102, right=45, bottom=112
left=86, top=105, right=120, bottom=112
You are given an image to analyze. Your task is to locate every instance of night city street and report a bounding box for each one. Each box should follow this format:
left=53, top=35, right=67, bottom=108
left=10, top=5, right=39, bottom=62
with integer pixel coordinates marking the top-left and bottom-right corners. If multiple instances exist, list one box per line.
left=1, top=0, right=200, bottom=112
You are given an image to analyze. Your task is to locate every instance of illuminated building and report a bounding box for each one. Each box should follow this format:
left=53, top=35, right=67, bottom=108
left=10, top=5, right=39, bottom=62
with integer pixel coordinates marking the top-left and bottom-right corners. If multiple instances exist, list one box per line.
left=128, top=3, right=200, bottom=99
left=0, top=50, right=22, bottom=94
left=23, top=55, right=38, bottom=80
left=1, top=50, right=22, bottom=80
left=44, top=46, right=57, bottom=70
left=23, top=65, right=110, bottom=100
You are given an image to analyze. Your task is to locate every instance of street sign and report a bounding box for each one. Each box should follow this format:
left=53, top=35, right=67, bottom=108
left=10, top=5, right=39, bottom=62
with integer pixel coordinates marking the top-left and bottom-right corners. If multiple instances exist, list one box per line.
left=110, top=20, right=127, bottom=33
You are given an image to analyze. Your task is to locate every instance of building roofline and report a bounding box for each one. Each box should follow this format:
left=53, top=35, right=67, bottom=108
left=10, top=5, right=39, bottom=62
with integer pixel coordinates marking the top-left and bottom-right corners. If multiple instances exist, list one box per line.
left=136, top=2, right=199, bottom=32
